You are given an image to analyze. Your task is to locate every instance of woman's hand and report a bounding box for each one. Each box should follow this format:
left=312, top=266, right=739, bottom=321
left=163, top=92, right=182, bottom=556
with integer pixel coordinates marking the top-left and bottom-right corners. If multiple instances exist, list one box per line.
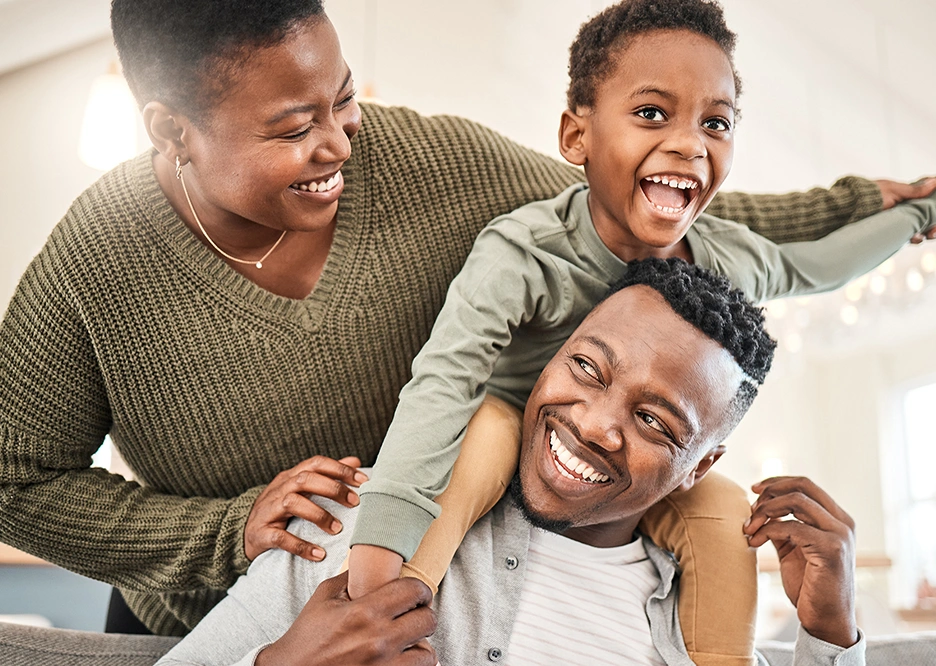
left=245, top=456, right=368, bottom=562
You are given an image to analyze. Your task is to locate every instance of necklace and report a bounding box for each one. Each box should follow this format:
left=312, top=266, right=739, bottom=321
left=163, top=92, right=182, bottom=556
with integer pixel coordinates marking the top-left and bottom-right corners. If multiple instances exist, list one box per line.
left=176, top=160, right=287, bottom=269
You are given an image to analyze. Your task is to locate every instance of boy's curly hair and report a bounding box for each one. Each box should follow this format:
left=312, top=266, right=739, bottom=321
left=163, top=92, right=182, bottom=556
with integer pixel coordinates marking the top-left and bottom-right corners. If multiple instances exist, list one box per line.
left=111, top=0, right=326, bottom=123
left=567, top=0, right=742, bottom=110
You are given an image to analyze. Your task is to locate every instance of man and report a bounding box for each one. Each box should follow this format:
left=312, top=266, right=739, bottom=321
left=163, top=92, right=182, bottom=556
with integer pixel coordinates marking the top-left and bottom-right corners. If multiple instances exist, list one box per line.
left=156, top=259, right=863, bottom=666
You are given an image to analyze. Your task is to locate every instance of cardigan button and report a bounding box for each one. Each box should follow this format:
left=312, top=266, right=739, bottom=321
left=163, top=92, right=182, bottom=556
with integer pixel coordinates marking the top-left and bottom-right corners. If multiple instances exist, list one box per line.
left=487, top=647, right=503, bottom=661
left=505, top=555, right=519, bottom=570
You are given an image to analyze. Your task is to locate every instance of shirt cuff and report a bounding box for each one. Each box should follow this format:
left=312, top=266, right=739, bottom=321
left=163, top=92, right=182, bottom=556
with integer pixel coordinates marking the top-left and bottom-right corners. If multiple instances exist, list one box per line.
left=350, top=492, right=436, bottom=561
left=794, top=625, right=866, bottom=666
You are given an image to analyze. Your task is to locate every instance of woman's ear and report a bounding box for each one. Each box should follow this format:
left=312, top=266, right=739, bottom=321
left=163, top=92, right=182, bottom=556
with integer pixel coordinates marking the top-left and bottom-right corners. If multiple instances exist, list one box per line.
left=142, top=101, right=189, bottom=166
left=676, top=445, right=726, bottom=492
left=558, top=108, right=589, bottom=167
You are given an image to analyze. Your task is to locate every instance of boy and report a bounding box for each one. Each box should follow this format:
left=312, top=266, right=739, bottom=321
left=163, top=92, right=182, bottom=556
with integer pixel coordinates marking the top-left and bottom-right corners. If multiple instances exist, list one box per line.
left=348, top=2, right=936, bottom=664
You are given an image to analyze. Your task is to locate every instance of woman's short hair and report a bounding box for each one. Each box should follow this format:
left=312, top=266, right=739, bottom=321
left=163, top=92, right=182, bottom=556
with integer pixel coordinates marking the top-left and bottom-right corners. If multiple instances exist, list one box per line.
left=111, top=0, right=326, bottom=123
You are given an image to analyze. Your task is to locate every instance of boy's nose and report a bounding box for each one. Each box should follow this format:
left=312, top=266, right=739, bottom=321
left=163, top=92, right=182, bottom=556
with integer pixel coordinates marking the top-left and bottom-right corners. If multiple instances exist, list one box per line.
left=665, top=123, right=707, bottom=161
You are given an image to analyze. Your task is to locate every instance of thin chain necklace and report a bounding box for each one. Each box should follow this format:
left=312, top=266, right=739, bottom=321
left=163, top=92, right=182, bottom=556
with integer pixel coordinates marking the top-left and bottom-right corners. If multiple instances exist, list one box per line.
left=176, top=158, right=287, bottom=269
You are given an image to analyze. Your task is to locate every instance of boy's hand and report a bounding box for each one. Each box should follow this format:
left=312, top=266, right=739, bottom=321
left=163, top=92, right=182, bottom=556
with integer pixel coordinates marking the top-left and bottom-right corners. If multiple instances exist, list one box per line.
left=348, top=544, right=405, bottom=600
left=245, top=456, right=368, bottom=562
left=743, top=476, right=859, bottom=649
left=256, top=571, right=437, bottom=666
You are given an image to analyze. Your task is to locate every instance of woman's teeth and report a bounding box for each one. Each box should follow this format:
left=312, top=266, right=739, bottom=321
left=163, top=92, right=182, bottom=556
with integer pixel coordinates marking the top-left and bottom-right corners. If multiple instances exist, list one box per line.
left=549, top=430, right=609, bottom=484
left=290, top=172, right=341, bottom=192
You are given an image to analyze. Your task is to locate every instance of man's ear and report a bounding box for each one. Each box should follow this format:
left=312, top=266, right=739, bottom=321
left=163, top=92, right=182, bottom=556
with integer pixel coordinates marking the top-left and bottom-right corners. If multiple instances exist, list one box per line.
left=558, top=108, right=589, bottom=167
left=142, top=101, right=190, bottom=167
left=676, top=445, right=726, bottom=492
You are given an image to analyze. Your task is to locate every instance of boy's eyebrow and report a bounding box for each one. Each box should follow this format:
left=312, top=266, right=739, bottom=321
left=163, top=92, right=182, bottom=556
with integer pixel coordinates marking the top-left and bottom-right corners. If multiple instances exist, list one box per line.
left=630, top=87, right=736, bottom=113
left=265, top=70, right=354, bottom=126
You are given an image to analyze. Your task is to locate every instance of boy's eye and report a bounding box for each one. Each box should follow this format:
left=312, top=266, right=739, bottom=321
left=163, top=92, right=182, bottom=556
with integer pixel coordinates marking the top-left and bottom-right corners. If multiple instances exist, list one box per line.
left=636, top=107, right=666, bottom=122
left=702, top=117, right=731, bottom=132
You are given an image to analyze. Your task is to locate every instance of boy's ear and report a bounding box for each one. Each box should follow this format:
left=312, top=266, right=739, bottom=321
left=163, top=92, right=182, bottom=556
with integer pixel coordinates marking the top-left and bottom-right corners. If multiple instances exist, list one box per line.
left=676, top=445, right=726, bottom=492
left=558, top=109, right=589, bottom=166
left=142, top=101, right=191, bottom=167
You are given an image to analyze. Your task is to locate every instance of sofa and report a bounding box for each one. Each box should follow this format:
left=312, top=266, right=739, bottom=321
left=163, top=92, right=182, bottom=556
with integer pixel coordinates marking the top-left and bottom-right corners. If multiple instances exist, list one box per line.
left=2, top=621, right=936, bottom=666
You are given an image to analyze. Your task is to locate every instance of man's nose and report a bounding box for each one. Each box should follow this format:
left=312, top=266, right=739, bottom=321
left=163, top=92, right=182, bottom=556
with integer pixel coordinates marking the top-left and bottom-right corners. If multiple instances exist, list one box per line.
left=571, top=398, right=625, bottom=452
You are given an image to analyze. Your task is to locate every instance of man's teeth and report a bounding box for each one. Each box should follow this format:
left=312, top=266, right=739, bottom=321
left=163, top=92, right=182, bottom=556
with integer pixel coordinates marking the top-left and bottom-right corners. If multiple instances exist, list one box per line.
left=645, top=175, right=698, bottom=190
left=290, top=172, right=341, bottom=192
left=549, top=430, right=609, bottom=484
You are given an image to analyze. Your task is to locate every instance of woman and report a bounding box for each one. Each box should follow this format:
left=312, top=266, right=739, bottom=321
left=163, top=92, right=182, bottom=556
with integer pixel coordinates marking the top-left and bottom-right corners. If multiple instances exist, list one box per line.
left=0, top=0, right=898, bottom=636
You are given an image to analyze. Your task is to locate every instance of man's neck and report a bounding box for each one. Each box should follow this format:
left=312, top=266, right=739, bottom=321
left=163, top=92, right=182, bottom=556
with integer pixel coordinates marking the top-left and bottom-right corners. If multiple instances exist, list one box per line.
left=559, top=513, right=645, bottom=548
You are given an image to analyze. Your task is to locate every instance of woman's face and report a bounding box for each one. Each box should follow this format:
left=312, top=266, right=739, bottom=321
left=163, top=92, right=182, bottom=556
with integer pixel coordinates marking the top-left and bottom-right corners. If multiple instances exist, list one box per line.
left=181, top=16, right=360, bottom=235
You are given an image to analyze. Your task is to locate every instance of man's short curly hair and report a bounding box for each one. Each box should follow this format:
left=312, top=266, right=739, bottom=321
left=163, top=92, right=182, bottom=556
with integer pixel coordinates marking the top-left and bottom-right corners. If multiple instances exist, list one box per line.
left=567, top=0, right=742, bottom=110
left=111, top=0, right=326, bottom=123
left=606, top=257, right=776, bottom=436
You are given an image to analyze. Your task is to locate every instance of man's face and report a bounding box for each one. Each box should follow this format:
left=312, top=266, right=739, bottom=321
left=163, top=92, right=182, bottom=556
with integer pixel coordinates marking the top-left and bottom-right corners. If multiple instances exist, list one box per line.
left=514, top=285, right=744, bottom=547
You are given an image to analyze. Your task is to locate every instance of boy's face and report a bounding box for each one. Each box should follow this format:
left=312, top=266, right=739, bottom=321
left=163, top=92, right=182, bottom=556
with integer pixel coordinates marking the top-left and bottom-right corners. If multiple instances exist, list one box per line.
left=564, top=29, right=736, bottom=260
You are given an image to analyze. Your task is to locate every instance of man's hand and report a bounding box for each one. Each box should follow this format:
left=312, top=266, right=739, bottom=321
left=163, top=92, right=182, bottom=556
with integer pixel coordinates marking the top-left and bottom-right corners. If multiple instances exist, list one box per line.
left=245, top=456, right=369, bottom=562
left=256, top=571, right=438, bottom=666
left=744, top=476, right=859, bottom=649
left=875, top=177, right=936, bottom=243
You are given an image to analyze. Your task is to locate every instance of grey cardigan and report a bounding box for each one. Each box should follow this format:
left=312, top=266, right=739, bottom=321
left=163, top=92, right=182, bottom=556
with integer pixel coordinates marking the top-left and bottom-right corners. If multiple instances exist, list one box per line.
left=156, top=495, right=867, bottom=666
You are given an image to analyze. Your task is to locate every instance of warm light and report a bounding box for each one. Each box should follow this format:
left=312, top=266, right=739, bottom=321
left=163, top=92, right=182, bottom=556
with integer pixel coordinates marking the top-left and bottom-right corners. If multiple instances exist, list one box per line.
left=794, top=296, right=811, bottom=307
left=854, top=274, right=870, bottom=289
left=878, top=258, right=896, bottom=276
left=906, top=268, right=925, bottom=292
left=869, top=274, right=887, bottom=295
left=761, top=458, right=784, bottom=479
left=844, top=282, right=863, bottom=302
left=922, top=252, right=936, bottom=273
left=765, top=300, right=787, bottom=319
left=78, top=64, right=139, bottom=171
left=840, top=304, right=859, bottom=325
left=784, top=332, right=803, bottom=353
left=794, top=308, right=811, bottom=327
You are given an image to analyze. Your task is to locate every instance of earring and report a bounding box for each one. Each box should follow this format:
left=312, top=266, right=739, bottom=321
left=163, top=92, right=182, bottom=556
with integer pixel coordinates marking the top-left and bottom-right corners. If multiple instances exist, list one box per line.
left=175, top=155, right=183, bottom=180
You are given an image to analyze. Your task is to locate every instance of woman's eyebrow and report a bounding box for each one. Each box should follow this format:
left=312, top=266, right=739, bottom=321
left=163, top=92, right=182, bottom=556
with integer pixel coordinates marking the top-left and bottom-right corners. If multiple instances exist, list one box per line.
left=264, top=70, right=354, bottom=126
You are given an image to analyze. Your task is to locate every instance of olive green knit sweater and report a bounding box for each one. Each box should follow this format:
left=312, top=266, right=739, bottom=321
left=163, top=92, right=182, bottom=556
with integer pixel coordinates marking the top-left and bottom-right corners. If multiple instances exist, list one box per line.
left=0, top=103, right=881, bottom=635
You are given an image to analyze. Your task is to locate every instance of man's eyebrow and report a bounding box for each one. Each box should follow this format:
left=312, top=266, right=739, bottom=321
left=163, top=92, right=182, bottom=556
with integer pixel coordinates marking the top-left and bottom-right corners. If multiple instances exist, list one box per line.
left=645, top=393, right=696, bottom=443
left=580, top=335, right=619, bottom=369
left=630, top=87, right=736, bottom=113
left=265, top=70, right=354, bottom=126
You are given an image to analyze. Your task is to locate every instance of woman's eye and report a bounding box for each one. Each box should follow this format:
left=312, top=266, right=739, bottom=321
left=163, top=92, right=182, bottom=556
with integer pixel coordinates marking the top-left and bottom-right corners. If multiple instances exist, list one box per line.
left=576, top=358, right=599, bottom=380
left=283, top=127, right=312, bottom=141
left=703, top=117, right=731, bottom=132
left=637, top=107, right=665, bottom=122
left=337, top=89, right=358, bottom=109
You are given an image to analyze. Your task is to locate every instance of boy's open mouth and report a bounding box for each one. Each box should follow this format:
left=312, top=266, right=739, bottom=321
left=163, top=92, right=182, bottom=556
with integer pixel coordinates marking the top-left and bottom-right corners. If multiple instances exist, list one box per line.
left=640, top=174, right=700, bottom=214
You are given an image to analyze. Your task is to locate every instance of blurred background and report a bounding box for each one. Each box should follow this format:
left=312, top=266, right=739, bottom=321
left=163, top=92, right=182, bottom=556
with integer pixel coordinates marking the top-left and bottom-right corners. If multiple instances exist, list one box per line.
left=1, top=0, right=934, bottom=639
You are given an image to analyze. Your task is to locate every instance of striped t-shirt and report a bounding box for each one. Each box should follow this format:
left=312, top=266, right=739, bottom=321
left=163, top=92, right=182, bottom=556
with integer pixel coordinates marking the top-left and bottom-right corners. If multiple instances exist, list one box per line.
left=506, top=527, right=666, bottom=665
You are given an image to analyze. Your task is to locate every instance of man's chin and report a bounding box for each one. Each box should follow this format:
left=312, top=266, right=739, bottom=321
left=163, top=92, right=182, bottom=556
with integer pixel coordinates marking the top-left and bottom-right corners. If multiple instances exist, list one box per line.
left=508, top=473, right=572, bottom=535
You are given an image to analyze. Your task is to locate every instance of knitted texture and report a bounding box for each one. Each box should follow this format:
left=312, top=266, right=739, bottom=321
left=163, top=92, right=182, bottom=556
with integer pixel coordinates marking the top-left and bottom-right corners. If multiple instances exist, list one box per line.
left=0, top=102, right=881, bottom=635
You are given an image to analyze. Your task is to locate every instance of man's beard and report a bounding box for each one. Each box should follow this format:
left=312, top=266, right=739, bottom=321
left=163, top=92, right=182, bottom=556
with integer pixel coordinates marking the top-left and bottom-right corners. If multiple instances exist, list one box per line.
left=508, top=471, right=573, bottom=535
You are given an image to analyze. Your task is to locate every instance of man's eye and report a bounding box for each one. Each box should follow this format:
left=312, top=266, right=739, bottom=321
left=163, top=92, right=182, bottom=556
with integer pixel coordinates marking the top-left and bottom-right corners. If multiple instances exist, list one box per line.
left=639, top=412, right=666, bottom=433
left=576, top=358, right=599, bottom=380
left=637, top=107, right=665, bottom=122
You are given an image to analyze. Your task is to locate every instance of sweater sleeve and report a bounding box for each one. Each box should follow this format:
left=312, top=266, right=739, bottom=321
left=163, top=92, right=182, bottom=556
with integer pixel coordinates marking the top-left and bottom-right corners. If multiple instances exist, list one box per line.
left=693, top=191, right=935, bottom=304
left=0, top=249, right=260, bottom=593
left=704, top=176, right=883, bottom=244
left=351, top=222, right=563, bottom=560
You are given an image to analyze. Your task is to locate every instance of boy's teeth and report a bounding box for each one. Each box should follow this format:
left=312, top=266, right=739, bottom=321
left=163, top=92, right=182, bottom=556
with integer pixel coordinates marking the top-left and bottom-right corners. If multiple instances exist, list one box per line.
left=548, top=430, right=609, bottom=484
left=644, top=175, right=698, bottom=190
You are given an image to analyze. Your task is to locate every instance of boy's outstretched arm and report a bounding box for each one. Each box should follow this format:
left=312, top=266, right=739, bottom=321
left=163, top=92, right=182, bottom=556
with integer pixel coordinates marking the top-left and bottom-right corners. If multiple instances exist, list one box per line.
left=707, top=175, right=936, bottom=245
left=697, top=189, right=936, bottom=304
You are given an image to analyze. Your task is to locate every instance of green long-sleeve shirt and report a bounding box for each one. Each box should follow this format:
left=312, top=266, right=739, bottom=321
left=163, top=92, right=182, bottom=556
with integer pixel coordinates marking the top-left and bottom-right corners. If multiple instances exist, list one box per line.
left=354, top=184, right=936, bottom=560
left=0, top=102, right=882, bottom=635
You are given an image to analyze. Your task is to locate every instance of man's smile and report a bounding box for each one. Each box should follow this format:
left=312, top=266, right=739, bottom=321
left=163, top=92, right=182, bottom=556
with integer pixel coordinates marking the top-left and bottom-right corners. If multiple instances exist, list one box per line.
left=549, top=429, right=610, bottom=483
